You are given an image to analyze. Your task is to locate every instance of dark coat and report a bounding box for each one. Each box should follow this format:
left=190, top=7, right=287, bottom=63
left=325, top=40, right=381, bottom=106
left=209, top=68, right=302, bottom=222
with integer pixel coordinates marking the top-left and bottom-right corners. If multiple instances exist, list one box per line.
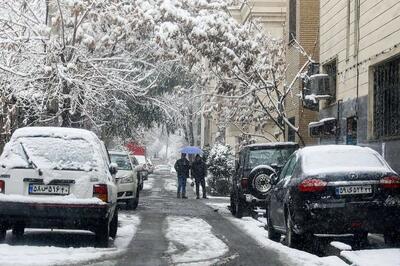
left=174, top=158, right=191, bottom=178
left=191, top=160, right=207, bottom=180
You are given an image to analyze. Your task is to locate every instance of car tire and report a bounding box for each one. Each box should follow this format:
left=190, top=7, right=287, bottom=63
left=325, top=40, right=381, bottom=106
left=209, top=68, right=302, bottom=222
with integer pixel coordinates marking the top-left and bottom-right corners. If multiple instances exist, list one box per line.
left=248, top=168, right=275, bottom=199
left=234, top=193, right=245, bottom=219
left=12, top=223, right=25, bottom=239
left=267, top=210, right=281, bottom=242
left=109, top=209, right=118, bottom=239
left=127, top=188, right=140, bottom=210
left=285, top=212, right=304, bottom=249
left=384, top=230, right=400, bottom=247
left=95, top=219, right=110, bottom=248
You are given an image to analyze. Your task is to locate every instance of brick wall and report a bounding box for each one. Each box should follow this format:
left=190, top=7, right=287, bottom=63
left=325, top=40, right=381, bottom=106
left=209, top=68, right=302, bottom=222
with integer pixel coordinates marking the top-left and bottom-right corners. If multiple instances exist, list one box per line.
left=285, top=0, right=319, bottom=146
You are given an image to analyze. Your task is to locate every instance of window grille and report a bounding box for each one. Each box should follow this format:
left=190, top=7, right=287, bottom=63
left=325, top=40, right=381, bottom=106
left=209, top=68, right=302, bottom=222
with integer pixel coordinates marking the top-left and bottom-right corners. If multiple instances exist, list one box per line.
left=373, top=57, right=400, bottom=139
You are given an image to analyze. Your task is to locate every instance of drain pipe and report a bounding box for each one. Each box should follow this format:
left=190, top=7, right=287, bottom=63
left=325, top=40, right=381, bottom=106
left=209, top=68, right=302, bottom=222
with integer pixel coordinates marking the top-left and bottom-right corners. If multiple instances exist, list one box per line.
left=336, top=100, right=343, bottom=144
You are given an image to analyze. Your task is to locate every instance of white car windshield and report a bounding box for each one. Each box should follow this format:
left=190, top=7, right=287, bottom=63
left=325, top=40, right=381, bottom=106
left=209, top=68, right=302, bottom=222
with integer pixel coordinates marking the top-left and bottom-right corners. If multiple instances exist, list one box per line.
left=2, top=137, right=98, bottom=171
left=110, top=154, right=132, bottom=171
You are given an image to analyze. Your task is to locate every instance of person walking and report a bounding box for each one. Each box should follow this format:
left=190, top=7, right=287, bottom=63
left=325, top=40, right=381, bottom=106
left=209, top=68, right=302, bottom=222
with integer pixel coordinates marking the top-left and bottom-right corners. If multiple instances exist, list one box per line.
left=174, top=153, right=190, bottom=199
left=191, top=154, right=207, bottom=199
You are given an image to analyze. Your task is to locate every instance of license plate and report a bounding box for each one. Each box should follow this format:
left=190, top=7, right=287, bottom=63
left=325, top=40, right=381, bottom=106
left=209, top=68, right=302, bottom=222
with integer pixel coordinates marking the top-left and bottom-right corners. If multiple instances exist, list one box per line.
left=335, top=185, right=372, bottom=195
left=29, top=184, right=70, bottom=195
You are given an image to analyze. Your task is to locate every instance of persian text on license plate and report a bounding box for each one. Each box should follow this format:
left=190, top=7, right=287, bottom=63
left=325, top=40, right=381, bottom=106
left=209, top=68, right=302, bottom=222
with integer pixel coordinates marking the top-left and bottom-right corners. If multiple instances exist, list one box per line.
left=335, top=185, right=372, bottom=195
left=28, top=184, right=70, bottom=195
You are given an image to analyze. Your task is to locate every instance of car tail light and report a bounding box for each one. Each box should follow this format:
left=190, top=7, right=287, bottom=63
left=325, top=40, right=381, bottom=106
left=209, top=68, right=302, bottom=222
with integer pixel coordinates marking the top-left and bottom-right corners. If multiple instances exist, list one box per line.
left=0, top=180, right=4, bottom=193
left=298, top=178, right=327, bottom=192
left=93, top=184, right=108, bottom=202
left=380, top=176, right=400, bottom=189
left=241, top=178, right=248, bottom=189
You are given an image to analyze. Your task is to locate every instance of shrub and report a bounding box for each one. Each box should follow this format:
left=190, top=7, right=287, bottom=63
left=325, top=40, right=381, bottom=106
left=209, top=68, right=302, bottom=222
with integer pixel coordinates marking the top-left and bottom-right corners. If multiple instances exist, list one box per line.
left=206, top=143, right=234, bottom=196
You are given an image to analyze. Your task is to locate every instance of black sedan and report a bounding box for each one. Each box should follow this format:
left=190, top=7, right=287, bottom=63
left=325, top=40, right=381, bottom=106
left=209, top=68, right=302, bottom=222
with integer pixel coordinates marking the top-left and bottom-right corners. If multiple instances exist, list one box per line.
left=266, top=145, right=400, bottom=249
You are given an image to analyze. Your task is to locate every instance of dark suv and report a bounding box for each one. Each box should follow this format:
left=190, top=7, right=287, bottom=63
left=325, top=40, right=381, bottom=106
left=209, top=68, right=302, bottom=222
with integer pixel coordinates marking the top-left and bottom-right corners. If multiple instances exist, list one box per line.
left=230, top=142, right=298, bottom=218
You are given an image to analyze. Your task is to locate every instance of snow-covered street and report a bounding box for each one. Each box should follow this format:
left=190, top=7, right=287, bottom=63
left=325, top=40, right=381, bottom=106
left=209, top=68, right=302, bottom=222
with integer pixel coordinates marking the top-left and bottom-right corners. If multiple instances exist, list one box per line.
left=0, top=213, right=140, bottom=266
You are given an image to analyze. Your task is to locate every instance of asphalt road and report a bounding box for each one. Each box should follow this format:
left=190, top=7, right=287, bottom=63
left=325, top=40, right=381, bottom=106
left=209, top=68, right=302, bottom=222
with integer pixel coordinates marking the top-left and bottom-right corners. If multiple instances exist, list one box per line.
left=85, top=173, right=390, bottom=266
left=94, top=174, right=289, bottom=266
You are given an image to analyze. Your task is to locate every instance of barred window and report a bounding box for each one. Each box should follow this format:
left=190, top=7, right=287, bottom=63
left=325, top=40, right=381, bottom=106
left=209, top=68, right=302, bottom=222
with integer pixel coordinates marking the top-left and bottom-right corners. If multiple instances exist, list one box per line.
left=373, top=57, right=400, bottom=139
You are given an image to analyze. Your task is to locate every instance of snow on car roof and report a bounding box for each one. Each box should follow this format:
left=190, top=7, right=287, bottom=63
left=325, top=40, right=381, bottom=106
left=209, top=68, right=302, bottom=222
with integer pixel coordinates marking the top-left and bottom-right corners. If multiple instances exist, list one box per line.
left=109, top=150, right=129, bottom=156
left=244, top=142, right=298, bottom=149
left=299, top=145, right=393, bottom=175
left=11, top=127, right=99, bottom=142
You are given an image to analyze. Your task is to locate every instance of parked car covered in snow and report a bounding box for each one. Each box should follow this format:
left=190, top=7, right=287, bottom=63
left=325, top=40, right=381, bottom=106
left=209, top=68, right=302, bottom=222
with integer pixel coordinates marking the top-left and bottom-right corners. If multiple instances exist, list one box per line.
left=135, top=155, right=149, bottom=180
left=230, top=142, right=298, bottom=218
left=153, top=164, right=173, bottom=176
left=109, top=151, right=140, bottom=210
left=129, top=155, right=144, bottom=191
left=0, top=127, right=118, bottom=247
left=266, top=145, right=400, bottom=249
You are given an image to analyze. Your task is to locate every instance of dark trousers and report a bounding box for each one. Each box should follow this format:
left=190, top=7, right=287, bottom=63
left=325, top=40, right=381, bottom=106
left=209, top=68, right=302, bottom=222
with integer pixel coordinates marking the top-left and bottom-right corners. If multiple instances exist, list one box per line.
left=195, top=178, right=206, bottom=198
left=177, top=176, right=187, bottom=194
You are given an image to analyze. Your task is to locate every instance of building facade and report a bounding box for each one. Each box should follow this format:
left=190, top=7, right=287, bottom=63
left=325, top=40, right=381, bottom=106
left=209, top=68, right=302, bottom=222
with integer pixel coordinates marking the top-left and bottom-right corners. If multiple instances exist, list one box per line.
left=317, top=0, right=400, bottom=172
left=284, top=0, right=320, bottom=146
left=200, top=0, right=287, bottom=152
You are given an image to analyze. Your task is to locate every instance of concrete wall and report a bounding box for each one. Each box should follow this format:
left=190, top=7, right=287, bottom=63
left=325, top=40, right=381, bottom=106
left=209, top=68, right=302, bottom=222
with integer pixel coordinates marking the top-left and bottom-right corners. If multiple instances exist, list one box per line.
left=319, top=0, right=400, bottom=173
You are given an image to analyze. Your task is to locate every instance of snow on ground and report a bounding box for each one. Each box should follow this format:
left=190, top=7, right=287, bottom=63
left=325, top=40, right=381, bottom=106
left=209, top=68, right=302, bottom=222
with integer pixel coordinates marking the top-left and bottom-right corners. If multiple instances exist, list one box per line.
left=330, top=241, right=352, bottom=251
left=165, top=216, right=229, bottom=266
left=206, top=202, right=346, bottom=266
left=0, top=213, right=140, bottom=266
left=341, top=249, right=400, bottom=266
left=164, top=178, right=178, bottom=192
left=143, top=176, right=155, bottom=190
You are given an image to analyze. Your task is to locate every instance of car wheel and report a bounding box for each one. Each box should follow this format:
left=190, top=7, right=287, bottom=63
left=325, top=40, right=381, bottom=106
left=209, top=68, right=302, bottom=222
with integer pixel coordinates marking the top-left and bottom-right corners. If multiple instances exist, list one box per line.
left=127, top=188, right=140, bottom=210
left=384, top=230, right=400, bottom=247
left=12, top=223, right=25, bottom=239
left=95, top=219, right=110, bottom=248
left=234, top=193, right=245, bottom=219
left=230, top=192, right=237, bottom=216
left=249, top=168, right=274, bottom=199
left=285, top=212, right=304, bottom=249
left=267, top=210, right=281, bottom=242
left=109, top=209, right=118, bottom=239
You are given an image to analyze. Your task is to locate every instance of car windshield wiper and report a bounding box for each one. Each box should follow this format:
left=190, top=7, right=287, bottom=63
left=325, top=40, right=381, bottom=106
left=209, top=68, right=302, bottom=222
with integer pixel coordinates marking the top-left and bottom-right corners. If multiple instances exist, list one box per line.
left=19, top=142, right=39, bottom=170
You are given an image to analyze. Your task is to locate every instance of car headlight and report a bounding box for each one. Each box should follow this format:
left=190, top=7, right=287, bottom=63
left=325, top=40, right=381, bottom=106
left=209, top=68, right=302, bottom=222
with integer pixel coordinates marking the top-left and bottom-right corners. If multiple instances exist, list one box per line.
left=120, top=175, right=134, bottom=184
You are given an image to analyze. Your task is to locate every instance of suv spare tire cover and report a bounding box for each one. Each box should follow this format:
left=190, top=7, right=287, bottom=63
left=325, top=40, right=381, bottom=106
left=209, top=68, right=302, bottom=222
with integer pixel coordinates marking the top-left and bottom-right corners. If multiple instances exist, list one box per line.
left=248, top=165, right=276, bottom=199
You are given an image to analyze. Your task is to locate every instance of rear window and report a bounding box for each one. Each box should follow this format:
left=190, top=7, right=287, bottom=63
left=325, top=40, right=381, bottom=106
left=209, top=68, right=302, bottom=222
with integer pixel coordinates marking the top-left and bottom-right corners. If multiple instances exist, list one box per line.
left=110, top=154, right=132, bottom=170
left=303, top=150, right=386, bottom=174
left=246, top=147, right=296, bottom=169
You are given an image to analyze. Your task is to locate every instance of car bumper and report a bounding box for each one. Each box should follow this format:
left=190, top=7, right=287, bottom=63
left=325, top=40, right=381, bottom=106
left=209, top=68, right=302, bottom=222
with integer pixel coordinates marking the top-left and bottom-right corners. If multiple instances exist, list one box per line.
left=0, top=201, right=112, bottom=231
left=294, top=201, right=400, bottom=234
left=117, top=182, right=136, bottom=201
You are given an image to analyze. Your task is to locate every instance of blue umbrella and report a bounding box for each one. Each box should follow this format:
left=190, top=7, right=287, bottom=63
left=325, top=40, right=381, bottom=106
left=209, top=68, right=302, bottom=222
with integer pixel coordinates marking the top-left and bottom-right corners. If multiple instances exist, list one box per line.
left=180, top=146, right=203, bottom=154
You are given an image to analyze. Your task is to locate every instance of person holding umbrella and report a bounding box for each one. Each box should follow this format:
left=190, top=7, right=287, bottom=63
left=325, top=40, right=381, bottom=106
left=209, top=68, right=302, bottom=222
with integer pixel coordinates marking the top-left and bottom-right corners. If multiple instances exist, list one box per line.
left=174, top=153, right=191, bottom=199
left=191, top=154, right=207, bottom=199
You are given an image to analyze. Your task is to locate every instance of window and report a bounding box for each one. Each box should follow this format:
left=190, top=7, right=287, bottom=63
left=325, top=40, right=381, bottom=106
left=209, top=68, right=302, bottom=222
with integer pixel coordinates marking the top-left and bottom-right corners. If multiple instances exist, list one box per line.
left=323, top=60, right=337, bottom=101
left=279, top=154, right=297, bottom=180
left=288, top=0, right=296, bottom=43
left=287, top=117, right=296, bottom=142
left=373, top=57, right=400, bottom=139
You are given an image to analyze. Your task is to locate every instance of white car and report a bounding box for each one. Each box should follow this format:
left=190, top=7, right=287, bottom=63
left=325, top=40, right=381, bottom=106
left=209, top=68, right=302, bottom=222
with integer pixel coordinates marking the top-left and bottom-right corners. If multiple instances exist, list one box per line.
left=0, top=127, right=118, bottom=247
left=153, top=164, right=173, bottom=175
left=109, top=151, right=139, bottom=210
left=135, top=155, right=149, bottom=180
